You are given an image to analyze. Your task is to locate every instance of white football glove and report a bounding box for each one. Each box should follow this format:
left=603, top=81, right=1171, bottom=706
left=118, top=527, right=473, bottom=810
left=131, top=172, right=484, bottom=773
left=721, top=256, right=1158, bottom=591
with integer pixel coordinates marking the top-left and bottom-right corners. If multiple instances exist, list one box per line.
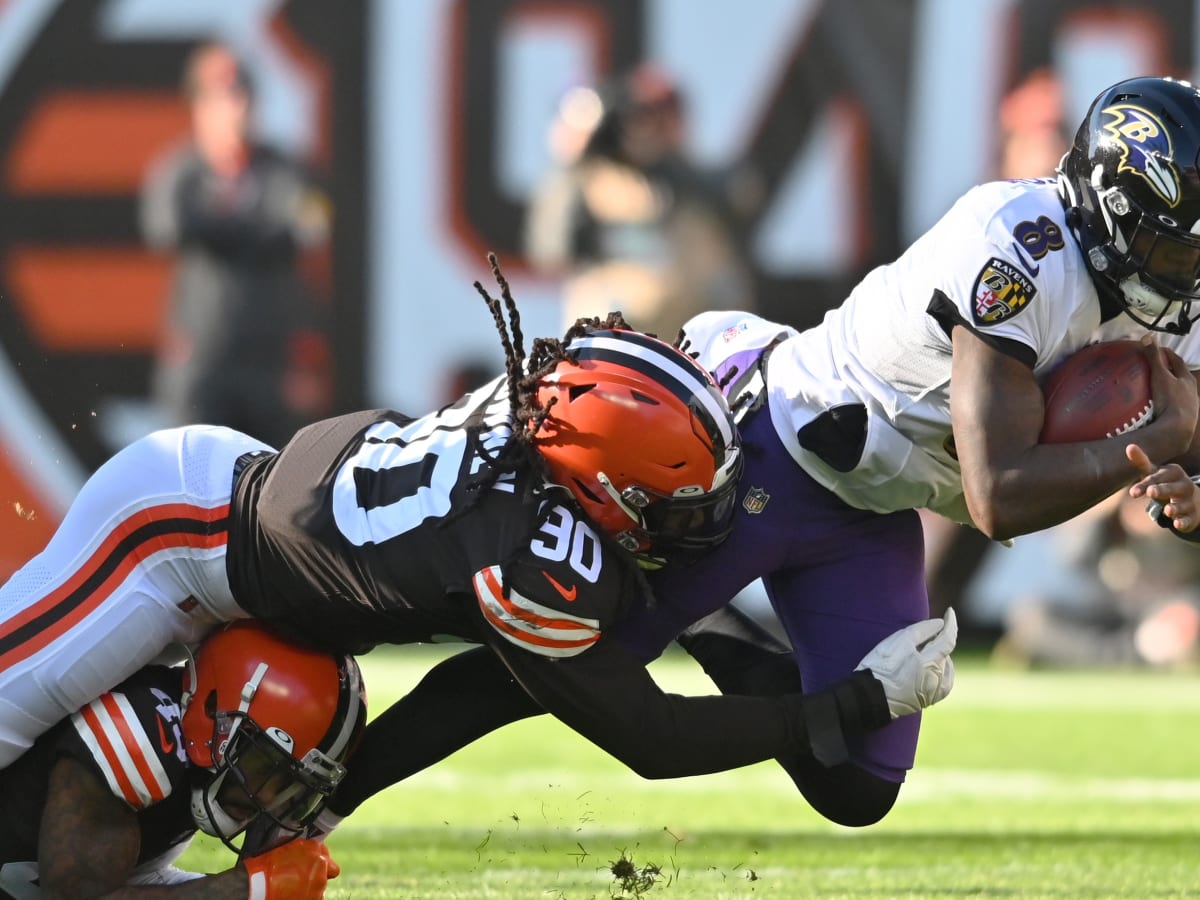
left=855, top=608, right=958, bottom=719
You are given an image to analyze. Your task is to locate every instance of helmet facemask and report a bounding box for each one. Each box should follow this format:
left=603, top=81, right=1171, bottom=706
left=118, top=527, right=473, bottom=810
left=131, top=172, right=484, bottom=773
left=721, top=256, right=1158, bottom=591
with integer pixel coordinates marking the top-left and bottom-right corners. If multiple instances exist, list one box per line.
left=597, top=442, right=742, bottom=568
left=190, top=706, right=347, bottom=854
left=1089, top=181, right=1200, bottom=333
left=179, top=621, right=367, bottom=857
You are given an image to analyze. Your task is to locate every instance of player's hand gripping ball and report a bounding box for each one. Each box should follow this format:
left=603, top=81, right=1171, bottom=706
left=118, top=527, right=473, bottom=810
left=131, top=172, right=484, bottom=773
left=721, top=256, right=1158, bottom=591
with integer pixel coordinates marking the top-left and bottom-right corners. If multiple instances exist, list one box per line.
left=1039, top=340, right=1154, bottom=443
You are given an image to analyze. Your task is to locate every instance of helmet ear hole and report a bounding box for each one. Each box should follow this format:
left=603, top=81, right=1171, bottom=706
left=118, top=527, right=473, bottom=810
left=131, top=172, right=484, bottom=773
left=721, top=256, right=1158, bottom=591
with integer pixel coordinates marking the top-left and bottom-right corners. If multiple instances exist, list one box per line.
left=571, top=478, right=604, bottom=504
left=568, top=383, right=596, bottom=401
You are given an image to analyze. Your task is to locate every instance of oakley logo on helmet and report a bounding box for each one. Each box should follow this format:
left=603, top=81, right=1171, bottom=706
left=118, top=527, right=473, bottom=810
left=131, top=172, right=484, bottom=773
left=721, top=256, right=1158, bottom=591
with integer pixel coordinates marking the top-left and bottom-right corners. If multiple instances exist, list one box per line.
left=267, top=726, right=296, bottom=752
left=1102, top=103, right=1180, bottom=207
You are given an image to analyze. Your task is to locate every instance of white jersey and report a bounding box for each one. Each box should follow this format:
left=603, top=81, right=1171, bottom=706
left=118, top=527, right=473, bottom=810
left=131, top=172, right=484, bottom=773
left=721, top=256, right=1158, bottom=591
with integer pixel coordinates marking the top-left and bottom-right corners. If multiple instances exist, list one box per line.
left=683, top=178, right=1200, bottom=526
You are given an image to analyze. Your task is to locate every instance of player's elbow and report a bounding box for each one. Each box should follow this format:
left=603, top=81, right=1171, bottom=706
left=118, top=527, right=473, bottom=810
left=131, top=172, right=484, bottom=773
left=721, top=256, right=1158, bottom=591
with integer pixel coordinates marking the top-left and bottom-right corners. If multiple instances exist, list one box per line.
left=963, top=475, right=1023, bottom=541
left=968, top=504, right=1018, bottom=542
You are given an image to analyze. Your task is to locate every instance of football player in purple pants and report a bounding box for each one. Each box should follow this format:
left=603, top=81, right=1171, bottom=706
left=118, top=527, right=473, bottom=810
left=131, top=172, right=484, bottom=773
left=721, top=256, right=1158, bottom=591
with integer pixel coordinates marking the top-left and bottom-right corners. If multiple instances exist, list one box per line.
left=314, top=75, right=1200, bottom=836
left=0, top=253, right=956, bottom=842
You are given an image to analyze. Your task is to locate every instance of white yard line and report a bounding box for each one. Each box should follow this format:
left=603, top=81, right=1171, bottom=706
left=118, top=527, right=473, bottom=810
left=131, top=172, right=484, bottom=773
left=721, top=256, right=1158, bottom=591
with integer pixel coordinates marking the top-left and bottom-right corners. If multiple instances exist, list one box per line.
left=397, top=766, right=1200, bottom=802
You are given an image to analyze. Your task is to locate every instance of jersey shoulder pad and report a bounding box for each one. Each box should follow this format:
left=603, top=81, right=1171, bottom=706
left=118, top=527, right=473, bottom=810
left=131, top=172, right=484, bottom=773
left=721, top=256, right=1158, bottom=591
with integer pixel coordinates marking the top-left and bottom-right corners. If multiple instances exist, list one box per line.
left=679, top=311, right=798, bottom=373
left=67, top=668, right=189, bottom=810
left=472, top=562, right=603, bottom=658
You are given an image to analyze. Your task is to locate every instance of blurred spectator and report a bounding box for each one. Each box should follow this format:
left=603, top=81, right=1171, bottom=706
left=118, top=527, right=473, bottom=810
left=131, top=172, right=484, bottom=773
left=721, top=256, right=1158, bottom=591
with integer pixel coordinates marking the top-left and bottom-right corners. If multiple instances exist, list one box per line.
left=525, top=63, right=758, bottom=341
left=141, top=41, right=333, bottom=448
left=996, top=67, right=1070, bottom=180
left=987, top=489, right=1200, bottom=668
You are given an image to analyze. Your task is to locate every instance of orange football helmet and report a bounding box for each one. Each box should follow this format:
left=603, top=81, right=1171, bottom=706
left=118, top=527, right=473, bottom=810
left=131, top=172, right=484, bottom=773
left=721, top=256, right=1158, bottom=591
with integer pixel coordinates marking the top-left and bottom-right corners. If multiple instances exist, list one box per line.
left=180, top=620, right=366, bottom=851
left=533, top=328, right=741, bottom=564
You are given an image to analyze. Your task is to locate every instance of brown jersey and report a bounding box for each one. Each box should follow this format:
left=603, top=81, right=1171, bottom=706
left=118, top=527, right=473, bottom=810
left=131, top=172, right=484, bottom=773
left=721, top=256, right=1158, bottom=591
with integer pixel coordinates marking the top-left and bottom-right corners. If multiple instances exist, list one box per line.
left=226, top=377, right=645, bottom=656
left=226, top=378, right=831, bottom=784
left=0, top=667, right=194, bottom=879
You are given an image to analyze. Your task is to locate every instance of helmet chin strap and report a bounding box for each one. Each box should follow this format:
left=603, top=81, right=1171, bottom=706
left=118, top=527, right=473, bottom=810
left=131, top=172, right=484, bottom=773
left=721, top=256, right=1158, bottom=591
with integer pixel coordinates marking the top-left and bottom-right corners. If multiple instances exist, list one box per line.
left=189, top=662, right=272, bottom=851
left=596, top=472, right=651, bottom=553
left=191, top=771, right=248, bottom=853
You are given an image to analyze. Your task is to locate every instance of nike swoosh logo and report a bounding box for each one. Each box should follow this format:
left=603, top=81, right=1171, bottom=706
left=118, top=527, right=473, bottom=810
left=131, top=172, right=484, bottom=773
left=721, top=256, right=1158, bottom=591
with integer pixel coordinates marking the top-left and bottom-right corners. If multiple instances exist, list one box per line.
left=1010, top=241, right=1040, bottom=277
left=542, top=571, right=578, bottom=602
left=156, top=717, right=175, bottom=754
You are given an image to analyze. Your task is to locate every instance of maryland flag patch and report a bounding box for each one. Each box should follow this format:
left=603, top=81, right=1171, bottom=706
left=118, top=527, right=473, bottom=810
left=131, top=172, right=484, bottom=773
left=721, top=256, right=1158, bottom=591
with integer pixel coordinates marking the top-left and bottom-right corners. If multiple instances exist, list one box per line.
left=971, top=258, right=1037, bottom=325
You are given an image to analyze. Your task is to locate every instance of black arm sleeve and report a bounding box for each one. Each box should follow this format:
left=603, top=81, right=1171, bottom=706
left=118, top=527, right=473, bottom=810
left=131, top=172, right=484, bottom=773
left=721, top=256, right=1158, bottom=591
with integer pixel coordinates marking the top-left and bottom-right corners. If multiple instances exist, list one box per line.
left=486, top=629, right=890, bottom=780
left=329, top=647, right=541, bottom=815
left=334, top=637, right=822, bottom=808
left=332, top=615, right=892, bottom=813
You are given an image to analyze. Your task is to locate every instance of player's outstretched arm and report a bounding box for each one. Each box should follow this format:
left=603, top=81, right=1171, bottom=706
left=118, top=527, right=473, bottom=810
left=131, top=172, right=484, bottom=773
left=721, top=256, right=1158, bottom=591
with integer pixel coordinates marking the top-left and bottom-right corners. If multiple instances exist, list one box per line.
left=483, top=609, right=956, bottom=779
left=325, top=611, right=956, bottom=820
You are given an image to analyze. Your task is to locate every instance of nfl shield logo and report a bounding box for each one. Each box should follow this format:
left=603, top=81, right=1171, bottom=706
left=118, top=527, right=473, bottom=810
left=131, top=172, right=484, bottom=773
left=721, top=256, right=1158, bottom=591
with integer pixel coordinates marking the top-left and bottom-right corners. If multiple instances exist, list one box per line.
left=742, top=487, right=769, bottom=514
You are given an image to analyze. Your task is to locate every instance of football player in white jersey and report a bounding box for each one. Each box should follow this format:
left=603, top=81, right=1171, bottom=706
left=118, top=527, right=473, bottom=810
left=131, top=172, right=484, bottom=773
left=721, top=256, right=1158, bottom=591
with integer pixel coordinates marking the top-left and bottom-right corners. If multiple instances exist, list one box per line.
left=319, top=76, right=1200, bottom=833
left=0, top=250, right=958, bottom=855
left=613, top=73, right=1200, bottom=822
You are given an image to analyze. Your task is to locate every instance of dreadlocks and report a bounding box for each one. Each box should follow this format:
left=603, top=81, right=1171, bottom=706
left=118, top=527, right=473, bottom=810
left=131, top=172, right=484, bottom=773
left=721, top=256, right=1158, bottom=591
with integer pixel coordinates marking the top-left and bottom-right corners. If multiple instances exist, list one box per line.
left=462, top=252, right=635, bottom=508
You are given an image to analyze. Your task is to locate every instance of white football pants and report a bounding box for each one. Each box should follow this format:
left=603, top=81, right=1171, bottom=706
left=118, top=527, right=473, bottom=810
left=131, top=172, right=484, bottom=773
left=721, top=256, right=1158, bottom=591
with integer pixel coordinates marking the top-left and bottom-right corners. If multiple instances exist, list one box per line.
left=0, top=425, right=272, bottom=767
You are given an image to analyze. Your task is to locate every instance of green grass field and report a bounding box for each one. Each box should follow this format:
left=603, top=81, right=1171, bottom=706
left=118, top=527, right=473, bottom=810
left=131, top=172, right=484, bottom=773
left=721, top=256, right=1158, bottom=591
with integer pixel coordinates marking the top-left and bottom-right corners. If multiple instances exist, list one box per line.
left=179, top=646, right=1200, bottom=898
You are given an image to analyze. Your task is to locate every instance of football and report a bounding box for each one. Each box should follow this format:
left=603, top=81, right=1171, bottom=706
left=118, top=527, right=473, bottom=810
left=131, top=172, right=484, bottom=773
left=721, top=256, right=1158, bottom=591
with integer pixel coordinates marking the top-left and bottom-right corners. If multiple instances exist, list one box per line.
left=1039, top=340, right=1154, bottom=443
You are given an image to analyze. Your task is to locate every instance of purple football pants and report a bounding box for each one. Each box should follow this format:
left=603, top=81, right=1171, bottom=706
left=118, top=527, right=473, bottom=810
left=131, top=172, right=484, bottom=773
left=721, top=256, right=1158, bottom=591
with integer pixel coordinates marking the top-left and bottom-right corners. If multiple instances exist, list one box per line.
left=613, top=406, right=929, bottom=782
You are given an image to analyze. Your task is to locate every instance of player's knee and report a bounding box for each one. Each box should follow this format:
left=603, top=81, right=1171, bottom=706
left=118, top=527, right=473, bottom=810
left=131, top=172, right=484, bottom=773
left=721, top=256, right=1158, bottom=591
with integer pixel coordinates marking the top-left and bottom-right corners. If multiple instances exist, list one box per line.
left=778, top=755, right=901, bottom=827
left=806, top=776, right=899, bottom=827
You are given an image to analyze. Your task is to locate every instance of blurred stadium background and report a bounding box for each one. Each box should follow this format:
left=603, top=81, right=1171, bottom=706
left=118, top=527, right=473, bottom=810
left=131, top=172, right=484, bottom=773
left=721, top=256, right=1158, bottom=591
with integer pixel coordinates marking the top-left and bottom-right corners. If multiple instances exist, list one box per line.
left=0, top=0, right=1184, bottom=579
left=2, top=1, right=1199, bottom=895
